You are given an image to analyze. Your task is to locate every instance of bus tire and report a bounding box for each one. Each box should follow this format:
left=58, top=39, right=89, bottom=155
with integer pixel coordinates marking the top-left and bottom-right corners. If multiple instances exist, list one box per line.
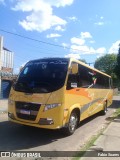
left=64, top=111, right=78, bottom=136
left=101, top=101, right=107, bottom=115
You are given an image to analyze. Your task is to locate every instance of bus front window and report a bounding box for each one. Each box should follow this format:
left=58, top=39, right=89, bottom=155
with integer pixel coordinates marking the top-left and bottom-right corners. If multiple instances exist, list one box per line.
left=14, top=59, right=69, bottom=93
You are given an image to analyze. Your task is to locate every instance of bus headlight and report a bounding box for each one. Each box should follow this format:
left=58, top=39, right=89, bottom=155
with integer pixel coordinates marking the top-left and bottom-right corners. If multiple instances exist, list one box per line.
left=44, top=103, right=61, bottom=111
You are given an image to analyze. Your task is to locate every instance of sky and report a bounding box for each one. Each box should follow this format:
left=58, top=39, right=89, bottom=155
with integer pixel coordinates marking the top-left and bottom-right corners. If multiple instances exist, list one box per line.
left=0, top=0, right=120, bottom=73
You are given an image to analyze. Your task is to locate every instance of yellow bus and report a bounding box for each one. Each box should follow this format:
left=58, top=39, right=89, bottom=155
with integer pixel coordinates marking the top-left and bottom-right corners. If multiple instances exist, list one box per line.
left=8, top=58, right=113, bottom=135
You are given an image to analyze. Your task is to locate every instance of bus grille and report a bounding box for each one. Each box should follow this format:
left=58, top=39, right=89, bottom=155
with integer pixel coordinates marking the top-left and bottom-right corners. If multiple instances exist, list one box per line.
left=16, top=101, right=41, bottom=121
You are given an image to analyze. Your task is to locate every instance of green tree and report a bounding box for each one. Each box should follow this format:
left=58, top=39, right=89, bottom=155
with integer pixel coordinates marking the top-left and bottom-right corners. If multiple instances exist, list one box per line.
left=94, top=54, right=118, bottom=86
left=94, top=54, right=117, bottom=75
left=115, top=44, right=120, bottom=80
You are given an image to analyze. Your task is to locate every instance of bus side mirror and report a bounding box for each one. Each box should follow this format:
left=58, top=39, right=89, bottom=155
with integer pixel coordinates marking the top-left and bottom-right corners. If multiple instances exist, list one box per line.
left=71, top=63, right=78, bottom=74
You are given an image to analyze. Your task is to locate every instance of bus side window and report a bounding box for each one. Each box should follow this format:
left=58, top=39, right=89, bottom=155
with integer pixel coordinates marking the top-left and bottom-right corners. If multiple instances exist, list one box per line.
left=95, top=73, right=110, bottom=89
left=95, top=73, right=104, bottom=88
left=78, top=65, right=92, bottom=88
left=66, top=74, right=81, bottom=90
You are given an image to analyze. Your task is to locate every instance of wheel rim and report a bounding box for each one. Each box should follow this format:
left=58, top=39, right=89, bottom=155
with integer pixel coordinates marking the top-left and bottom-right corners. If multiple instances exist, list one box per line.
left=69, top=114, right=77, bottom=132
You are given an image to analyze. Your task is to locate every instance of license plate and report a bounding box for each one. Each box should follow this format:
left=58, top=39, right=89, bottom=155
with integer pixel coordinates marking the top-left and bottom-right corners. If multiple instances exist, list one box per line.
left=20, top=109, right=30, bottom=115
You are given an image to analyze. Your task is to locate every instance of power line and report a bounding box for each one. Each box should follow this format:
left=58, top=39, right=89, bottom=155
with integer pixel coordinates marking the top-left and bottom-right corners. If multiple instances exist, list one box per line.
left=0, top=28, right=118, bottom=55
left=0, top=29, right=69, bottom=50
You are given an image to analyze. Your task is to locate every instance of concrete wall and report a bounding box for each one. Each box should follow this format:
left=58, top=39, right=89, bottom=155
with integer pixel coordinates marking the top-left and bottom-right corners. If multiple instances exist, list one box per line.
left=0, top=99, right=8, bottom=113
left=0, top=99, right=8, bottom=106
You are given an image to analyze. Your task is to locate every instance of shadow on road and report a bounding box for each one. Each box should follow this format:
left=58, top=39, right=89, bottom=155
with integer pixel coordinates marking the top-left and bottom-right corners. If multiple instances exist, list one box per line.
left=0, top=100, right=119, bottom=151
left=109, top=100, right=120, bottom=109
left=0, top=120, right=67, bottom=150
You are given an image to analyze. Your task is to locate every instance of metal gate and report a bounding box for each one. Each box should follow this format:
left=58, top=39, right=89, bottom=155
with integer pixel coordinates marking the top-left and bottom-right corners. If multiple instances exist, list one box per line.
left=1, top=80, right=12, bottom=99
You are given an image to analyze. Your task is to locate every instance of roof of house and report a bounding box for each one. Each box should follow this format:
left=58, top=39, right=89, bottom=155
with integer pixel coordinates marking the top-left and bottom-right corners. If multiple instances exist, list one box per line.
left=3, top=47, right=12, bottom=52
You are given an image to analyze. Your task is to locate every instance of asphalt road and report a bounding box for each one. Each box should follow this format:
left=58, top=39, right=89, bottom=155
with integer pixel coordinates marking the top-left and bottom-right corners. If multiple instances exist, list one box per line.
left=0, top=97, right=120, bottom=153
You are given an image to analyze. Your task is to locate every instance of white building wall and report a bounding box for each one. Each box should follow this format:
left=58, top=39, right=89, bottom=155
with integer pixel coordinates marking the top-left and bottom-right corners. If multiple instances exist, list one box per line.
left=0, top=36, right=3, bottom=70
left=0, top=36, right=14, bottom=71
left=0, top=36, right=14, bottom=98
left=1, top=50, right=14, bottom=69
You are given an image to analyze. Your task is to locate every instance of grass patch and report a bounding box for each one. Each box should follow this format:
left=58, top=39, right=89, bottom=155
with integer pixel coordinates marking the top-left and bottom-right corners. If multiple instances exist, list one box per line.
left=72, top=127, right=106, bottom=160
left=73, top=107, right=120, bottom=159
left=112, top=107, right=120, bottom=118
left=105, top=107, right=120, bottom=122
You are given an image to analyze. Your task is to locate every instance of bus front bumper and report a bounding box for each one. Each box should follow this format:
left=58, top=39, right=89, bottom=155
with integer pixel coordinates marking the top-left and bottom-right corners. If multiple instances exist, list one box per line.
left=8, top=112, right=62, bottom=129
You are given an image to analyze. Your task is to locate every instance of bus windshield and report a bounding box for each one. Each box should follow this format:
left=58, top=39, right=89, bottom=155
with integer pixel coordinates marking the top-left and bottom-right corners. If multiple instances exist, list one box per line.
left=14, top=59, right=69, bottom=93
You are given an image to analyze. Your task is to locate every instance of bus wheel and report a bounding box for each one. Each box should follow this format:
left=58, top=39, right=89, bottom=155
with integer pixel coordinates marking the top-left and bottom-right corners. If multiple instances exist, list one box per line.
left=64, top=111, right=78, bottom=136
left=101, top=101, right=107, bottom=115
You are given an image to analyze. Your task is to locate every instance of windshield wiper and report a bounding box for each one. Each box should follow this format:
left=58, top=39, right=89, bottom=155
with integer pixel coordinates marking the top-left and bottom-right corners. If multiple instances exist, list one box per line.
left=15, top=81, right=33, bottom=93
left=31, top=81, right=55, bottom=93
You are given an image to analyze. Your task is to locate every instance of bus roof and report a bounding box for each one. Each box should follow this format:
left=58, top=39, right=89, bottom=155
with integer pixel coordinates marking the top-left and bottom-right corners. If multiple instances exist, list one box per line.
left=29, top=57, right=111, bottom=78
left=70, top=58, right=111, bottom=78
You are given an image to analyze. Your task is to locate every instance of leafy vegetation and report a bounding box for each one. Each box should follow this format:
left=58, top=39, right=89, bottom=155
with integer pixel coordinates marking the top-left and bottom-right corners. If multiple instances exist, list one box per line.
left=73, top=106, right=120, bottom=160
left=94, top=54, right=119, bottom=87
left=115, top=44, right=120, bottom=81
left=94, top=54, right=117, bottom=75
left=113, top=107, right=120, bottom=118
left=73, top=127, right=106, bottom=160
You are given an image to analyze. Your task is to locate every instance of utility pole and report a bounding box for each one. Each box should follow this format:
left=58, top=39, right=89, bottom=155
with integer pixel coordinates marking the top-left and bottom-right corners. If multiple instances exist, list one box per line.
left=86, top=62, right=94, bottom=66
